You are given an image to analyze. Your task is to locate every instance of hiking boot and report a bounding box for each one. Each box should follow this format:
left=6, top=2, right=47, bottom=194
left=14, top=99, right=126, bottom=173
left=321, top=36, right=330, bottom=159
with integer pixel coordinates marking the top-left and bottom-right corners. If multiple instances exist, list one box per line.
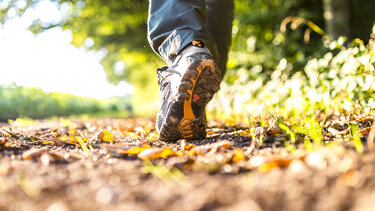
left=155, top=40, right=222, bottom=141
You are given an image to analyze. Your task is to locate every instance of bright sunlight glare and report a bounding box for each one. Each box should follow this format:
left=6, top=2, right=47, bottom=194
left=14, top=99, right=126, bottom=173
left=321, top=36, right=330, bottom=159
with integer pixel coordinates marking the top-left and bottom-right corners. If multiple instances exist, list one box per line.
left=0, top=0, right=134, bottom=99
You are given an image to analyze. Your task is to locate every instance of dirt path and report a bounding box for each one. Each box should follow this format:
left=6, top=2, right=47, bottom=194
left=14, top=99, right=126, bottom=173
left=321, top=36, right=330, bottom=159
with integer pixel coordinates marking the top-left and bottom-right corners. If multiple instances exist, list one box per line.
left=1, top=117, right=375, bottom=211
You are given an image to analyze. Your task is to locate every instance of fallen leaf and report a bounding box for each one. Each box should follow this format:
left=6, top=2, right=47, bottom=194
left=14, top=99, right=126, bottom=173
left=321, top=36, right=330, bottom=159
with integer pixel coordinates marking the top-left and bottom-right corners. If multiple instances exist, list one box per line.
left=188, top=140, right=232, bottom=156
left=232, top=148, right=245, bottom=162
left=268, top=121, right=283, bottom=136
left=22, top=149, right=44, bottom=160
left=146, top=132, right=158, bottom=141
left=332, top=121, right=348, bottom=131
left=258, top=158, right=293, bottom=172
left=138, top=148, right=175, bottom=160
left=96, top=129, right=114, bottom=142
left=254, top=127, right=265, bottom=137
left=206, top=130, right=216, bottom=135
left=42, top=141, right=56, bottom=145
left=2, top=129, right=18, bottom=138
left=126, top=146, right=147, bottom=155
left=0, top=137, right=8, bottom=149
left=0, top=137, right=7, bottom=144
left=125, top=132, right=141, bottom=140
left=180, top=139, right=196, bottom=150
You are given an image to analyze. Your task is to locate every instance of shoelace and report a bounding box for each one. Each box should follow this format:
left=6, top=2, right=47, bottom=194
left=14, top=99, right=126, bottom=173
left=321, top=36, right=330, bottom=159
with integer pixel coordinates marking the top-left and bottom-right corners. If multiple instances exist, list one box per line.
left=156, top=40, right=204, bottom=85
left=156, top=66, right=168, bottom=84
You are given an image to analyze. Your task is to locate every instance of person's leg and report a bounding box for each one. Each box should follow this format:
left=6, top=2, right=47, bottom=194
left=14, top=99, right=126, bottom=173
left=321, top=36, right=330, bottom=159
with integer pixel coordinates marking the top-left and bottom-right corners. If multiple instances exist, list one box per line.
left=148, top=0, right=232, bottom=141
left=147, top=0, right=219, bottom=66
left=205, top=0, right=234, bottom=75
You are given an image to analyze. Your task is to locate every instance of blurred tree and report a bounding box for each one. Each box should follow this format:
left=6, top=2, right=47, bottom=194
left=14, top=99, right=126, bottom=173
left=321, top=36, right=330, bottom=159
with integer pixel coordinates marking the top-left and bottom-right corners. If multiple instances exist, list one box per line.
left=230, top=0, right=326, bottom=80
left=0, top=84, right=131, bottom=121
left=322, top=0, right=351, bottom=40
left=1, top=0, right=161, bottom=115
left=321, top=0, right=375, bottom=41
left=1, top=0, right=375, bottom=115
left=350, top=0, right=375, bottom=42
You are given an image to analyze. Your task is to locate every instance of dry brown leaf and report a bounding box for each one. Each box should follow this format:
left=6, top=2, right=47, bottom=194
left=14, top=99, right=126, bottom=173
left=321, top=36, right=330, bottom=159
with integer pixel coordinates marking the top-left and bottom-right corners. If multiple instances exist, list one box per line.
left=359, top=126, right=373, bottom=136
left=268, top=121, right=283, bottom=136
left=125, top=132, right=141, bottom=140
left=104, top=144, right=140, bottom=153
left=332, top=122, right=348, bottom=131
left=0, top=137, right=8, bottom=150
left=327, top=127, right=350, bottom=137
left=254, top=127, right=265, bottom=137
left=188, top=140, right=232, bottom=156
left=22, top=149, right=44, bottom=160
left=2, top=129, right=18, bottom=138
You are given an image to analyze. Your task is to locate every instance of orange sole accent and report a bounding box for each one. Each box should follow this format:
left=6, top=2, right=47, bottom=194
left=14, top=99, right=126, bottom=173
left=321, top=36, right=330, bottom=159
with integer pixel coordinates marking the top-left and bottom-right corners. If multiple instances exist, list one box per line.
left=178, top=59, right=215, bottom=138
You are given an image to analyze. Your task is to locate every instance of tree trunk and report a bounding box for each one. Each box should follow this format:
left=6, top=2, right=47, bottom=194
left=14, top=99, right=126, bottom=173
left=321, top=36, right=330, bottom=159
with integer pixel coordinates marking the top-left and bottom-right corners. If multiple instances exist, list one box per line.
left=322, top=0, right=352, bottom=40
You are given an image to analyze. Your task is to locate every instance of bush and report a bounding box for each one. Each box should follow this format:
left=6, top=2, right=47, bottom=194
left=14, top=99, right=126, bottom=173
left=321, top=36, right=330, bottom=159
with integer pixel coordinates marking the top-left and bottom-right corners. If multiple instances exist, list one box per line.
left=0, top=84, right=131, bottom=121
left=208, top=26, right=375, bottom=119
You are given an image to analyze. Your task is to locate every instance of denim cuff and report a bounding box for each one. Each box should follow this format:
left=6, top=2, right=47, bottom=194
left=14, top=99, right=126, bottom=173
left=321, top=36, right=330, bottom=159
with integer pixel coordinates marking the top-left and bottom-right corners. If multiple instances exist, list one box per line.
left=158, top=29, right=220, bottom=66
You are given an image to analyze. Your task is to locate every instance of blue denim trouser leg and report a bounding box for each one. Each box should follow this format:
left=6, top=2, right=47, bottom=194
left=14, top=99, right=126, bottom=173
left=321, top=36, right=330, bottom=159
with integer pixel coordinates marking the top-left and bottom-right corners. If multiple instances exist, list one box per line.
left=147, top=0, right=234, bottom=74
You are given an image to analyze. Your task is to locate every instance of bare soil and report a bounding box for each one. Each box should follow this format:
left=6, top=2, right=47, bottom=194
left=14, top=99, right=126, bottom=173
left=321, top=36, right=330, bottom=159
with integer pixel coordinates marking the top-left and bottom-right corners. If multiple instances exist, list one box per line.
left=1, top=117, right=375, bottom=211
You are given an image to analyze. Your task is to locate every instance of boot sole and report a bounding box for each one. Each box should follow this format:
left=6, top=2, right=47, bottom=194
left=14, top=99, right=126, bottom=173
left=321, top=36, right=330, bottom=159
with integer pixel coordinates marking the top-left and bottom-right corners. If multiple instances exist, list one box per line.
left=158, top=53, right=221, bottom=141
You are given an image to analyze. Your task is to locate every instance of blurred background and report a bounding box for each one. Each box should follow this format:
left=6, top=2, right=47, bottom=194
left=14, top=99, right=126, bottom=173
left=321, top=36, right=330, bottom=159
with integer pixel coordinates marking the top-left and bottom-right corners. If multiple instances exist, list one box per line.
left=1, top=0, right=375, bottom=121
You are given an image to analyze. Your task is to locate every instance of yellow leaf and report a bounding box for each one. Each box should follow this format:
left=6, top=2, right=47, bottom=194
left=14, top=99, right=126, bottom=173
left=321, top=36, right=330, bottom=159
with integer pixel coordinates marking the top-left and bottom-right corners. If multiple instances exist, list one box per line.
left=101, top=129, right=114, bottom=142
left=42, top=141, right=55, bottom=145
left=176, top=151, right=185, bottom=156
left=90, top=129, right=114, bottom=142
left=126, top=147, right=146, bottom=155
left=160, top=148, right=174, bottom=158
left=232, top=148, right=245, bottom=162
left=142, top=144, right=151, bottom=148
left=126, top=132, right=141, bottom=140
left=258, top=161, right=279, bottom=173
left=59, top=135, right=69, bottom=142
left=226, top=120, right=236, bottom=126
left=188, top=147, right=207, bottom=156
left=146, top=132, right=158, bottom=141
left=67, top=129, right=76, bottom=135
left=138, top=148, right=175, bottom=160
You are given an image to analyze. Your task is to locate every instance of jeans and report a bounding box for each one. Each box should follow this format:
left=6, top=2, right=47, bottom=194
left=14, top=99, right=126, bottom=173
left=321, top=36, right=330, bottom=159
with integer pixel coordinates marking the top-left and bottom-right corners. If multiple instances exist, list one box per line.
left=147, top=0, right=234, bottom=74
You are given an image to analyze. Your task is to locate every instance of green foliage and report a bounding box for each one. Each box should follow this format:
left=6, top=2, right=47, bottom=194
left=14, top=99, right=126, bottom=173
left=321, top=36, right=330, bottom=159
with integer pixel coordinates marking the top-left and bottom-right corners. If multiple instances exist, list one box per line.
left=0, top=84, right=131, bottom=121
left=292, top=115, right=323, bottom=146
left=0, top=0, right=162, bottom=116
left=0, top=0, right=327, bottom=106
left=2, top=0, right=375, bottom=117
left=304, top=36, right=375, bottom=112
left=208, top=30, right=375, bottom=120
left=230, top=0, right=326, bottom=76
